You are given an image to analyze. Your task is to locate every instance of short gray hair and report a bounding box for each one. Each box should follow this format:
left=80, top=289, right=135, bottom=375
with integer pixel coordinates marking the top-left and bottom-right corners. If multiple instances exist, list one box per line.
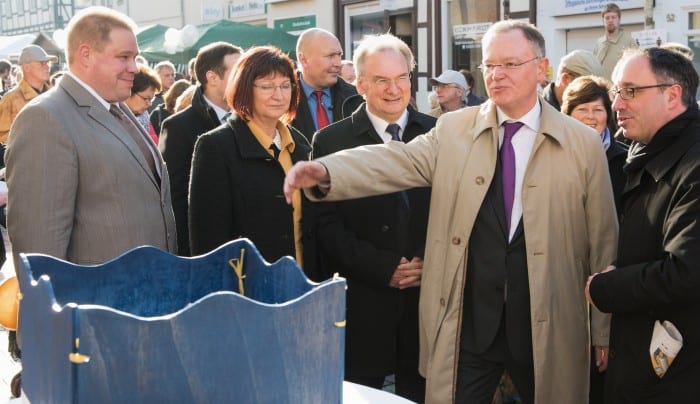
left=482, top=20, right=546, bottom=58
left=352, top=33, right=415, bottom=78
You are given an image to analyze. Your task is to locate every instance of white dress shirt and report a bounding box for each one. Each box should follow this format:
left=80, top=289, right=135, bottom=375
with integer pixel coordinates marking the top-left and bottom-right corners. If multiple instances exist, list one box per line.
left=497, top=101, right=541, bottom=241
left=366, top=108, right=409, bottom=143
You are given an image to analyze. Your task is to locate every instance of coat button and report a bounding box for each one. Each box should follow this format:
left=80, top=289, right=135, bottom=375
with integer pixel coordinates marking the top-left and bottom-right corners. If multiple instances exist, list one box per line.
left=381, top=225, right=390, bottom=232
left=440, top=298, right=446, bottom=306
left=475, top=176, right=484, bottom=185
left=452, top=236, right=461, bottom=245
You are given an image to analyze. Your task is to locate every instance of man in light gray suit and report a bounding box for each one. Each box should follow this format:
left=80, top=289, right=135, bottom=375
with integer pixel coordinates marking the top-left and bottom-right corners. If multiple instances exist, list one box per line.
left=6, top=5, right=177, bottom=266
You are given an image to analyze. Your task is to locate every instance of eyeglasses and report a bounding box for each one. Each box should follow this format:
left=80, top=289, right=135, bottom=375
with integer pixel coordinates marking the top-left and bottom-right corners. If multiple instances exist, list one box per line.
left=370, top=74, right=411, bottom=89
left=608, top=84, right=675, bottom=100
left=432, top=83, right=461, bottom=91
left=478, top=56, right=541, bottom=74
left=253, top=83, right=295, bottom=95
left=134, top=93, right=153, bottom=104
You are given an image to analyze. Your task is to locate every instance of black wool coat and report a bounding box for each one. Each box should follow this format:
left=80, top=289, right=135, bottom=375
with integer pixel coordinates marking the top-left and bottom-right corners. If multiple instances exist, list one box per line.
left=159, top=86, right=221, bottom=256
left=590, top=107, right=700, bottom=403
left=312, top=104, right=436, bottom=377
left=188, top=115, right=318, bottom=278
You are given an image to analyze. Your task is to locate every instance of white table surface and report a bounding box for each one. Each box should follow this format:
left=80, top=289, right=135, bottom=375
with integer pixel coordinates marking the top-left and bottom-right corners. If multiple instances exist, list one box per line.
left=7, top=381, right=415, bottom=404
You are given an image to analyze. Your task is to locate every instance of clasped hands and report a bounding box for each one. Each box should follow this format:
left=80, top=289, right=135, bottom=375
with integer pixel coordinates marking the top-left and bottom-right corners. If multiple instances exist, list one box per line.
left=389, top=257, right=423, bottom=289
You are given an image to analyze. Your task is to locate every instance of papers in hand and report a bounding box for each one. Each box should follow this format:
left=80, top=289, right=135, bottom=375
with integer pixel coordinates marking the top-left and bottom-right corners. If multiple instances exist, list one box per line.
left=650, top=320, right=683, bottom=378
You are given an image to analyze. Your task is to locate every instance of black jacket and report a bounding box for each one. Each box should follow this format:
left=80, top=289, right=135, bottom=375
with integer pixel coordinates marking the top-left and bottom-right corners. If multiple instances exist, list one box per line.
left=158, top=86, right=222, bottom=256
left=606, top=138, right=628, bottom=218
left=290, top=74, right=361, bottom=142
left=466, top=92, right=485, bottom=106
left=312, top=104, right=436, bottom=380
left=189, top=116, right=317, bottom=277
left=590, top=107, right=700, bottom=403
left=149, top=103, right=172, bottom=136
left=542, top=81, right=561, bottom=112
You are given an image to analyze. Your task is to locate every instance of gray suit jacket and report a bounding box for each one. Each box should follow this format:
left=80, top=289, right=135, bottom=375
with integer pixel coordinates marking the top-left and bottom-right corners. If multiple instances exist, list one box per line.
left=6, top=74, right=177, bottom=265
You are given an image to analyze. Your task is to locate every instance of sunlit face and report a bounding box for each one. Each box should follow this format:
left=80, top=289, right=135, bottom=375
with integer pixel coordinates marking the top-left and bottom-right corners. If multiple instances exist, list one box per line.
left=83, top=27, right=139, bottom=103
left=340, top=63, right=356, bottom=84
left=299, top=33, right=343, bottom=89
left=356, top=49, right=411, bottom=123
left=570, top=98, right=608, bottom=135
left=23, top=60, right=52, bottom=83
left=611, top=55, right=672, bottom=144
left=482, top=29, right=547, bottom=118
left=158, top=66, right=175, bottom=91
left=434, top=83, right=464, bottom=111
left=214, top=52, right=241, bottom=102
left=603, top=12, right=620, bottom=34
left=251, top=72, right=293, bottom=124
left=125, top=86, right=157, bottom=115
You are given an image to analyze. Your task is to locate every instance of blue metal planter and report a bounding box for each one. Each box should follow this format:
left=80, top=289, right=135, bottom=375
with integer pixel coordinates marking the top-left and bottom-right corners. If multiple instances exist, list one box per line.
left=16, top=238, right=346, bottom=403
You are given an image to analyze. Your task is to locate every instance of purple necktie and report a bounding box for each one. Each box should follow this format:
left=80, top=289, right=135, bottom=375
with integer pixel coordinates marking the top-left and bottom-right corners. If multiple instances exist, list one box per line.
left=501, top=121, right=524, bottom=233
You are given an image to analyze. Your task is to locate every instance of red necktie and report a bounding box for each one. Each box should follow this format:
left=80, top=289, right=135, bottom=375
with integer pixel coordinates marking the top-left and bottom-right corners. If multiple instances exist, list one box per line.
left=314, top=90, right=330, bottom=130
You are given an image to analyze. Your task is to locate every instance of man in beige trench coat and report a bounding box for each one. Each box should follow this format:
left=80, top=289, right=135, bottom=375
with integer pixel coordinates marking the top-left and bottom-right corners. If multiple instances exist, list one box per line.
left=284, top=20, right=617, bottom=403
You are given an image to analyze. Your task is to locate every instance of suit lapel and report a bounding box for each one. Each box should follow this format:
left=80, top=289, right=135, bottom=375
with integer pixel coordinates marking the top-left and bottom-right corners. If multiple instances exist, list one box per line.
left=60, top=75, right=160, bottom=189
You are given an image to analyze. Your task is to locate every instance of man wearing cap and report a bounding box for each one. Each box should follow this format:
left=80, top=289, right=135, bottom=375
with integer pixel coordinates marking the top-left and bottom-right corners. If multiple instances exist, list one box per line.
left=428, top=69, right=484, bottom=118
left=0, top=45, right=56, bottom=144
left=542, top=50, right=604, bottom=112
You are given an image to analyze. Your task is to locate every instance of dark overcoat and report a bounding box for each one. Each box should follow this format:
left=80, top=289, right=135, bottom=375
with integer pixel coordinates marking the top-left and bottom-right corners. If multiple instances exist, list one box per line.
left=590, top=107, right=700, bottom=403
left=188, top=115, right=318, bottom=277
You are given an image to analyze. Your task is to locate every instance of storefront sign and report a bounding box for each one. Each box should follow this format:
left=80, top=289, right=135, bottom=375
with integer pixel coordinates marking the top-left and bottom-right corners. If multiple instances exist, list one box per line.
left=453, top=23, right=492, bottom=39
left=202, top=5, right=224, bottom=21
left=631, top=29, right=668, bottom=49
left=229, top=0, right=265, bottom=18
left=453, top=22, right=492, bottom=48
left=552, top=0, right=643, bottom=16
left=274, top=15, right=316, bottom=32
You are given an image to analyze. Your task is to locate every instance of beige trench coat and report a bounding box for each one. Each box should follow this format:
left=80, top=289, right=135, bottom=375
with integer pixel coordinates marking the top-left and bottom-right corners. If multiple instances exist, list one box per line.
left=312, top=99, right=618, bottom=403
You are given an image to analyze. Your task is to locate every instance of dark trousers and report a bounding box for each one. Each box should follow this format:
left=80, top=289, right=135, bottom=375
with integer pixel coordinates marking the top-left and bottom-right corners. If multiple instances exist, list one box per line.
left=589, top=348, right=605, bottom=404
left=455, top=312, right=534, bottom=404
left=345, top=288, right=425, bottom=403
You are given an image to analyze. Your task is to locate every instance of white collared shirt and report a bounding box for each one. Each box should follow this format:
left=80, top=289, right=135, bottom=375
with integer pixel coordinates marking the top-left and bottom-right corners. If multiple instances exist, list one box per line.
left=65, top=71, right=112, bottom=111
left=497, top=101, right=541, bottom=241
left=366, top=108, right=409, bottom=143
left=202, top=94, right=230, bottom=123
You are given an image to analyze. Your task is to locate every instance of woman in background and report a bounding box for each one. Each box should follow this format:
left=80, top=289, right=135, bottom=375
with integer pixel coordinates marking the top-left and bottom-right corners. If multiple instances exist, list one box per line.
left=149, top=79, right=192, bottom=136
left=124, top=64, right=161, bottom=144
left=561, top=74, right=627, bottom=404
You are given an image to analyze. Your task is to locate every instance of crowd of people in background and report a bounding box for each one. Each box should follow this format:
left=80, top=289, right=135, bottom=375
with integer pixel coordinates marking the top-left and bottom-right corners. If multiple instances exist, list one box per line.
left=0, top=2, right=698, bottom=403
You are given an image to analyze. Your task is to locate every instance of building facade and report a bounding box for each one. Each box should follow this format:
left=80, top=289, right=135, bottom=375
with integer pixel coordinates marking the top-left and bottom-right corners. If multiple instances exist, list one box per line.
left=1, top=0, right=698, bottom=104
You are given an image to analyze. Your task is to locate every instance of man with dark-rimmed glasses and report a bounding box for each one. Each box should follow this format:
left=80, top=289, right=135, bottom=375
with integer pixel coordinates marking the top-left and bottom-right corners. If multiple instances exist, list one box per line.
left=587, top=47, right=700, bottom=403
left=283, top=20, right=617, bottom=403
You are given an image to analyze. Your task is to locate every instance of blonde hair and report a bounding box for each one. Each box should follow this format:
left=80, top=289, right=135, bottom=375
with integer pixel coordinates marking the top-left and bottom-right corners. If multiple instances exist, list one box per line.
left=65, top=6, right=137, bottom=66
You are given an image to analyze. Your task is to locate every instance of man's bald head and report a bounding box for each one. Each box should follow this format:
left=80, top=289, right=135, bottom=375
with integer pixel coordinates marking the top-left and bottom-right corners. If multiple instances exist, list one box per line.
left=296, top=28, right=343, bottom=89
